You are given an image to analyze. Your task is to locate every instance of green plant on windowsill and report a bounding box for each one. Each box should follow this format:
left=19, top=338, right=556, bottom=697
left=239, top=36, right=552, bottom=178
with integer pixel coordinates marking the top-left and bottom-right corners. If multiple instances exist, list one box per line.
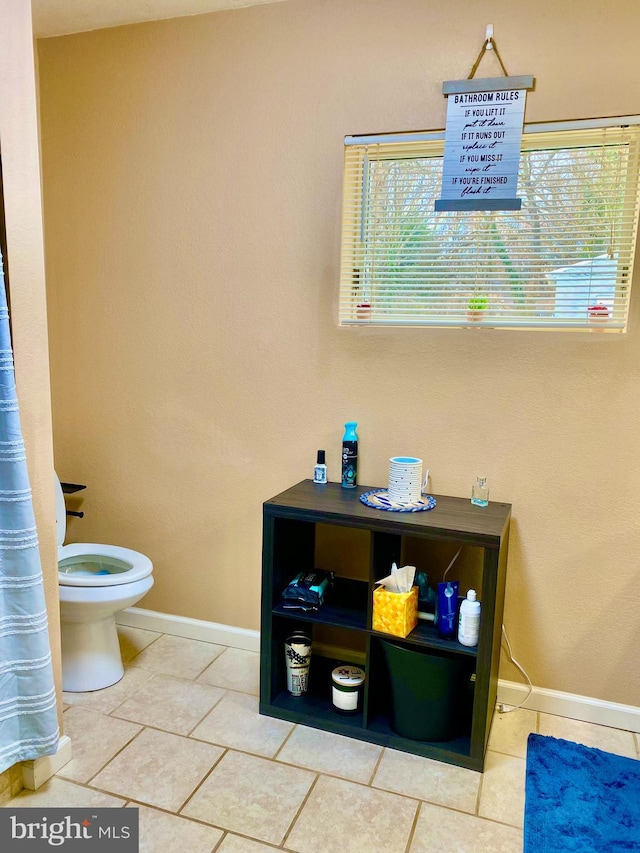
left=467, top=294, right=488, bottom=322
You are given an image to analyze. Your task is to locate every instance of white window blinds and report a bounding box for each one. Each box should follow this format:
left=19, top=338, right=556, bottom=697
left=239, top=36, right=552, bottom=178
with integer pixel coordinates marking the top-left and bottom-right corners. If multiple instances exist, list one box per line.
left=338, top=121, right=640, bottom=331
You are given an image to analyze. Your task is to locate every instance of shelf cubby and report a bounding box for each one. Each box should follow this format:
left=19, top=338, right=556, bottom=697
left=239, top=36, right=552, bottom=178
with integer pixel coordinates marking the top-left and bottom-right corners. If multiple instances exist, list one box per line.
left=273, top=577, right=368, bottom=631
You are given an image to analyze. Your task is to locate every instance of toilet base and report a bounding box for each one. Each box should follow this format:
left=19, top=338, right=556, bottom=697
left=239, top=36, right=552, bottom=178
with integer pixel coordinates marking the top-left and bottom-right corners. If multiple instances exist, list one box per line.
left=59, top=574, right=153, bottom=692
left=61, top=615, right=124, bottom=692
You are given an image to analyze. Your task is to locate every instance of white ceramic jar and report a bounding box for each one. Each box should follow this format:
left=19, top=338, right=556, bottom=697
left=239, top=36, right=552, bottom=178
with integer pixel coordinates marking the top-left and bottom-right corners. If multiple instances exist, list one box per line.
left=331, top=665, right=365, bottom=714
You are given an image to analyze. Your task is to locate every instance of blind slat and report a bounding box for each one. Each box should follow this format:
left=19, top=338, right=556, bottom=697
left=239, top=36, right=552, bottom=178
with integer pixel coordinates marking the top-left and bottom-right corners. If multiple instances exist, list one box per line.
left=339, top=123, right=640, bottom=331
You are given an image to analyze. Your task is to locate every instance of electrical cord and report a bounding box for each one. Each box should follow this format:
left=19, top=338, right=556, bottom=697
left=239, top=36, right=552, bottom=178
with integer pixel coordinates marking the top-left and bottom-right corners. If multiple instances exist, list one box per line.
left=417, top=546, right=461, bottom=622
left=442, top=546, right=462, bottom=581
left=440, top=551, right=529, bottom=714
left=497, top=624, right=533, bottom=714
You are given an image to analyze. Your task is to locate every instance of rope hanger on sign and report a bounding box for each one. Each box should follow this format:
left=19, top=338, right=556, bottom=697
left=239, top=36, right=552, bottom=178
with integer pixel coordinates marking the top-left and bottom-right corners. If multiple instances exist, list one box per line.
left=467, top=24, right=510, bottom=79
left=436, top=26, right=534, bottom=212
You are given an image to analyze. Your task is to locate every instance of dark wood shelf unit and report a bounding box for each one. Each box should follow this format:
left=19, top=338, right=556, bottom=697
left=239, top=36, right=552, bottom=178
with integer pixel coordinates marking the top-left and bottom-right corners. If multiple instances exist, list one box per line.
left=260, top=479, right=511, bottom=772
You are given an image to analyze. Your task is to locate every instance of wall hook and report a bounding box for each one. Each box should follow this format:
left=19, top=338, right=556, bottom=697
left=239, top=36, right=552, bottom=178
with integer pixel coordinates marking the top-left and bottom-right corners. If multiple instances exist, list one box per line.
left=485, top=24, right=494, bottom=49
left=468, top=23, right=509, bottom=79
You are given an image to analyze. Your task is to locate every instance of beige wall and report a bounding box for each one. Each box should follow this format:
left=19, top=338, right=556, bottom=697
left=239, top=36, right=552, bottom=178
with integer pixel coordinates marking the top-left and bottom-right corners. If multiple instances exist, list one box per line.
left=0, top=0, right=61, bottom=728
left=38, top=0, right=640, bottom=707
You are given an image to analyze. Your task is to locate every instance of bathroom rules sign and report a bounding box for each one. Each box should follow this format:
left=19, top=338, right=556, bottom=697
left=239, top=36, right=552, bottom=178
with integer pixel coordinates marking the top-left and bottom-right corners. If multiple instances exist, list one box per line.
left=435, top=75, right=534, bottom=211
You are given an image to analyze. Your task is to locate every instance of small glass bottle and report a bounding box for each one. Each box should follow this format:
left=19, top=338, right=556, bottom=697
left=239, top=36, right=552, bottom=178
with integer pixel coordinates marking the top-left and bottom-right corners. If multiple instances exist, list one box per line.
left=471, top=476, right=489, bottom=507
left=313, top=450, right=327, bottom=484
left=341, top=422, right=358, bottom=488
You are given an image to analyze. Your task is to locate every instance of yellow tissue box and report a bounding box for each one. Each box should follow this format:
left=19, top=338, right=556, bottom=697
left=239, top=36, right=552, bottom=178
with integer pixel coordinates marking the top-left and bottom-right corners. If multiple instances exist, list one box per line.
left=372, top=586, right=418, bottom=638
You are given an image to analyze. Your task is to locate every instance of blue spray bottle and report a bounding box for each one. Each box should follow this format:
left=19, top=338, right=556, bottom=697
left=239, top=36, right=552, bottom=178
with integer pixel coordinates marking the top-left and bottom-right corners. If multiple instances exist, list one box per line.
left=436, top=580, right=460, bottom=639
left=341, top=422, right=358, bottom=488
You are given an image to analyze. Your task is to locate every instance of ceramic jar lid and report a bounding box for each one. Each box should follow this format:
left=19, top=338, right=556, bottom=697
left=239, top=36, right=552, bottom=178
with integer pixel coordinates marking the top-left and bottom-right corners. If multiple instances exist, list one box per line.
left=331, top=665, right=365, bottom=687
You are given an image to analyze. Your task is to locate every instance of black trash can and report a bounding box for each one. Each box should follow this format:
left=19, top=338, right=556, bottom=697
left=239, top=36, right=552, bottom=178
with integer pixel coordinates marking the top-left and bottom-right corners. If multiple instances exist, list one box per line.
left=381, top=640, right=472, bottom=742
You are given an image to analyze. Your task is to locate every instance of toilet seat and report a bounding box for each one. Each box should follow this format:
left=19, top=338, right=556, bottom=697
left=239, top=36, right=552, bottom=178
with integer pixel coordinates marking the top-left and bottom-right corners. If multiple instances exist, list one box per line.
left=58, top=542, right=153, bottom=587
left=55, top=474, right=152, bottom=587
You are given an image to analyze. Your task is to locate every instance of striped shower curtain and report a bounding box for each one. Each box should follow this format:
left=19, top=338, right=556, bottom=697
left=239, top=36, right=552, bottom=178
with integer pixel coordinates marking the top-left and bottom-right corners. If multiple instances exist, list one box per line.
left=0, top=257, right=58, bottom=773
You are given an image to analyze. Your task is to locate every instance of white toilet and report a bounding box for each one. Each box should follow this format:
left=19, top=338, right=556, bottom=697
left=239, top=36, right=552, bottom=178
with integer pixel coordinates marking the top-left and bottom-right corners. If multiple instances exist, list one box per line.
left=56, top=474, right=153, bottom=692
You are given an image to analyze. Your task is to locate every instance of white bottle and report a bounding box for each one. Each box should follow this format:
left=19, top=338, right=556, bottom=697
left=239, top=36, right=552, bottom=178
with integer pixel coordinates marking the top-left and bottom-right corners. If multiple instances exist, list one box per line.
left=458, top=589, right=481, bottom=647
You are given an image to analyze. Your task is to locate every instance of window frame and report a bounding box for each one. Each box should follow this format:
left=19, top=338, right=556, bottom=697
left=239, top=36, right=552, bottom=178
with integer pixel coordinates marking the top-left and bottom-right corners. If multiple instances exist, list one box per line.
left=339, top=115, right=640, bottom=332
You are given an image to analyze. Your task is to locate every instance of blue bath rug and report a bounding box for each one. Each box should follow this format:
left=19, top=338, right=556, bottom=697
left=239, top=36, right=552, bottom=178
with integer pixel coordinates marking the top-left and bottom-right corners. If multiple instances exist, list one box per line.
left=524, top=733, right=640, bottom=852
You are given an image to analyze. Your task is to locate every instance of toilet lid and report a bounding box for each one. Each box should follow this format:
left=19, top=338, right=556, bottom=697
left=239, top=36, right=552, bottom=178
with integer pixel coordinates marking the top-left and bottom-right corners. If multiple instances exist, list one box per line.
left=58, top=543, right=153, bottom=587
left=54, top=473, right=66, bottom=549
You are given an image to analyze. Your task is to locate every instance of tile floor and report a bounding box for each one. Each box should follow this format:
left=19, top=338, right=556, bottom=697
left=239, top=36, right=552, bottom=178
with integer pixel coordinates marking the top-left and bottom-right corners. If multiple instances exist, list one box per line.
left=5, top=627, right=640, bottom=853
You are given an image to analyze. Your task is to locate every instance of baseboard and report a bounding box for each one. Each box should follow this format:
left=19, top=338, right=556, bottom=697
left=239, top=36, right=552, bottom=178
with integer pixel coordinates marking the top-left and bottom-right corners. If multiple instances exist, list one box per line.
left=497, top=679, right=640, bottom=733
left=22, top=735, right=72, bottom=791
left=116, top=607, right=260, bottom=652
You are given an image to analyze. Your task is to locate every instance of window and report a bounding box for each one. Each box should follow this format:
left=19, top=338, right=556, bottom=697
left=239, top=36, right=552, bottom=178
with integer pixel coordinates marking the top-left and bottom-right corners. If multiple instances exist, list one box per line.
left=338, top=120, right=640, bottom=331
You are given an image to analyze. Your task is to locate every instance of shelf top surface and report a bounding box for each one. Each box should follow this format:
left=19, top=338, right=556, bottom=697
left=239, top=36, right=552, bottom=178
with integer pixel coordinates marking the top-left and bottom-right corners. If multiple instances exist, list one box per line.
left=264, top=480, right=511, bottom=545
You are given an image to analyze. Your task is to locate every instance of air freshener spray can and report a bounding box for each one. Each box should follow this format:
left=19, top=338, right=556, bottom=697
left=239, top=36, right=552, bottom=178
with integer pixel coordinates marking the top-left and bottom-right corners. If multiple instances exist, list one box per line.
left=341, top=422, right=358, bottom=488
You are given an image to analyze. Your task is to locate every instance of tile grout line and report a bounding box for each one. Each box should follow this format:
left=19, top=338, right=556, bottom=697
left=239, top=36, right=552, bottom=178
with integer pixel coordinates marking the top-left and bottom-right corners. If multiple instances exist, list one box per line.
left=124, top=629, right=164, bottom=657
left=99, top=717, right=216, bottom=743
left=211, top=830, right=227, bottom=853
left=474, top=767, right=484, bottom=816
left=52, top=778, right=128, bottom=807
left=279, top=772, right=320, bottom=849
left=122, top=633, right=230, bottom=681
left=192, top=645, right=230, bottom=681
left=60, top=724, right=146, bottom=788
left=365, top=779, right=521, bottom=833
left=103, top=670, right=156, bottom=717
left=62, top=685, right=140, bottom=715
left=69, top=682, right=226, bottom=726
left=176, top=747, right=228, bottom=815
left=192, top=682, right=259, bottom=697
left=88, top=693, right=262, bottom=745
left=271, top=722, right=297, bottom=760
left=258, top=751, right=383, bottom=787
left=486, top=746, right=529, bottom=760
left=402, top=798, right=422, bottom=853
left=369, top=768, right=478, bottom=813
left=62, top=722, right=226, bottom=804
left=215, top=829, right=284, bottom=852
left=277, top=762, right=430, bottom=830
left=121, top=793, right=230, bottom=832
left=184, top=688, right=228, bottom=738
left=366, top=744, right=385, bottom=786
left=103, top=666, right=259, bottom=708
left=105, top=708, right=215, bottom=736
left=114, top=638, right=260, bottom=695
left=183, top=730, right=304, bottom=761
